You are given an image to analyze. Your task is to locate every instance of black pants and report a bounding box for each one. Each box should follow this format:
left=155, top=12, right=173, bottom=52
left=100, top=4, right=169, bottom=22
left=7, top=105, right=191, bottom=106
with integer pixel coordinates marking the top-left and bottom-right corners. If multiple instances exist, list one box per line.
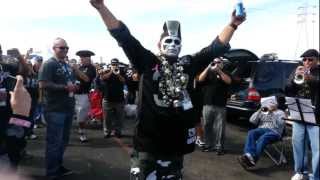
left=6, top=135, right=26, bottom=169
left=130, top=150, right=183, bottom=180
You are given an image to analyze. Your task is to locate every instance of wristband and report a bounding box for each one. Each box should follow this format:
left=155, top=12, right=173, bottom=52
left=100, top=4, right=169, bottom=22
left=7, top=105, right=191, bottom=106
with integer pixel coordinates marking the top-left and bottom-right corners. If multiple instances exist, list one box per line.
left=9, top=114, right=31, bottom=128
left=229, top=23, right=238, bottom=30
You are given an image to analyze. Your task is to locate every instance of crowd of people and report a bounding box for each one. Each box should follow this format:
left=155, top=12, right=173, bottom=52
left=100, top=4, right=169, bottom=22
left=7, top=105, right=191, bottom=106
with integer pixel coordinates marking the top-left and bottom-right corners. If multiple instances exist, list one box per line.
left=0, top=0, right=319, bottom=180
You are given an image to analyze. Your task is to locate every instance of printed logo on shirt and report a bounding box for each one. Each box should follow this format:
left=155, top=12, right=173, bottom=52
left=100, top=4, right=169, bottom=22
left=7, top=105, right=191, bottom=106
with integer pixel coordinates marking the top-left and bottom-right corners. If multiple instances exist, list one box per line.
left=56, top=68, right=64, bottom=76
left=187, top=128, right=196, bottom=144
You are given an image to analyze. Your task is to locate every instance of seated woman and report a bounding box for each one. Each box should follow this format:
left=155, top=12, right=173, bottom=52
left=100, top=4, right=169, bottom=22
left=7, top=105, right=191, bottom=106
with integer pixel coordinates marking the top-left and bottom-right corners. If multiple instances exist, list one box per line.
left=238, top=96, right=286, bottom=169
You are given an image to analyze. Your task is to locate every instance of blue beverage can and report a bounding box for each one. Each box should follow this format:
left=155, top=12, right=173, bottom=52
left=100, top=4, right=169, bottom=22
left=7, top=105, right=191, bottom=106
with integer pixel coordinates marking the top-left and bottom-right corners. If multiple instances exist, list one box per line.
left=235, top=2, right=245, bottom=17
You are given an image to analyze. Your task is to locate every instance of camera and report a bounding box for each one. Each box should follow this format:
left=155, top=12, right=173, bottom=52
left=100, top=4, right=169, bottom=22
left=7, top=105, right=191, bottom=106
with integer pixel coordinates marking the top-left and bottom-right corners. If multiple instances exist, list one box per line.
left=0, top=55, right=19, bottom=91
left=7, top=48, right=21, bottom=59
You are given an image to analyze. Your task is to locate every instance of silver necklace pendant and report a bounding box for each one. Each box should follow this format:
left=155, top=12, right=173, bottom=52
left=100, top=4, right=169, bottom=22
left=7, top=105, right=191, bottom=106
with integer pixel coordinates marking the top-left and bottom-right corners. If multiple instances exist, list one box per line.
left=158, top=57, right=188, bottom=107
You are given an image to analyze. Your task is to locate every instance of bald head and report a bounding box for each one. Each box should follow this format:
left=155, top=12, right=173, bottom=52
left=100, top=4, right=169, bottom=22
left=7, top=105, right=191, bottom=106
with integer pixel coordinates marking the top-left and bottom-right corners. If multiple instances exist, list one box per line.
left=52, top=37, right=69, bottom=60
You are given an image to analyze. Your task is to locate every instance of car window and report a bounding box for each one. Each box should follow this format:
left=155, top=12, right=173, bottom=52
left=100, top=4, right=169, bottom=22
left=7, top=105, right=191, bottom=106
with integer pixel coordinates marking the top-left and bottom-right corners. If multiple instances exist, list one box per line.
left=253, top=61, right=298, bottom=96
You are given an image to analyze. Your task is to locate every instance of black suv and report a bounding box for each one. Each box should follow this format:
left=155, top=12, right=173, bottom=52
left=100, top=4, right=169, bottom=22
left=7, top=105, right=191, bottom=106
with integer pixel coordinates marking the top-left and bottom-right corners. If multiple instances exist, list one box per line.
left=222, top=49, right=299, bottom=120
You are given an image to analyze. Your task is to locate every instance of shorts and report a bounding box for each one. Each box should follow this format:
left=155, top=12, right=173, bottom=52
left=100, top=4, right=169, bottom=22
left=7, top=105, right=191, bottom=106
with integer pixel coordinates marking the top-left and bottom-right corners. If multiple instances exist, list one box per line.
left=75, top=94, right=90, bottom=123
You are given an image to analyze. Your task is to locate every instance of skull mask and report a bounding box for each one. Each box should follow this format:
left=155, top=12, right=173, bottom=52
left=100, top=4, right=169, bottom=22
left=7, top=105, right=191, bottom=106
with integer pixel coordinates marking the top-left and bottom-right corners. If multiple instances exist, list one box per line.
left=160, top=36, right=181, bottom=58
left=159, top=21, right=182, bottom=58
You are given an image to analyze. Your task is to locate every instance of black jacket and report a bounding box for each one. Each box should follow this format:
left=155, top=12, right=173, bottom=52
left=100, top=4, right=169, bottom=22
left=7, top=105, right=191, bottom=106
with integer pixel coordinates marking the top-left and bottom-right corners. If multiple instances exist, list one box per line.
left=285, top=65, right=319, bottom=123
left=109, top=22, right=230, bottom=156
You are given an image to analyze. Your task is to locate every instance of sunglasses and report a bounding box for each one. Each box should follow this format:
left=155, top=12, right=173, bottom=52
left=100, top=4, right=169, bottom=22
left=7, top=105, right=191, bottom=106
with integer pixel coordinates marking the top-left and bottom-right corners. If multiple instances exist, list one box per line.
left=302, top=58, right=314, bottom=62
left=55, top=46, right=69, bottom=50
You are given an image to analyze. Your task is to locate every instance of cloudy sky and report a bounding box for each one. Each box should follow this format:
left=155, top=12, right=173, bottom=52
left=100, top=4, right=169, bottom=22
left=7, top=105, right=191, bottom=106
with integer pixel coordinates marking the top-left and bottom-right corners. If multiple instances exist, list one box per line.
left=0, top=0, right=319, bottom=64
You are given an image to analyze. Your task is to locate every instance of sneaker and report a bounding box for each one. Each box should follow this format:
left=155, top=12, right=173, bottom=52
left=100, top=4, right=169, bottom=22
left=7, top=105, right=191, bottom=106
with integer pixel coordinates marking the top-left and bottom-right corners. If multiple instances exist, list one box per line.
left=60, top=166, right=73, bottom=177
left=216, top=148, right=225, bottom=156
left=244, top=153, right=256, bottom=165
left=104, top=131, right=111, bottom=138
left=238, top=155, right=249, bottom=170
left=195, top=138, right=206, bottom=147
left=201, top=146, right=214, bottom=152
left=291, top=173, right=307, bottom=180
left=29, top=134, right=38, bottom=140
left=79, top=134, right=88, bottom=143
left=238, top=155, right=255, bottom=170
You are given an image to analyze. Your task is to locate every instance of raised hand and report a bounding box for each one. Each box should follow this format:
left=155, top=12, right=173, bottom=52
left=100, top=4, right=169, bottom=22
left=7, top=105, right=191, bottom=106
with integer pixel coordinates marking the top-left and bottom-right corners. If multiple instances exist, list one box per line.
left=295, top=66, right=305, bottom=75
left=90, top=0, right=105, bottom=10
left=9, top=75, right=31, bottom=116
left=231, top=10, right=246, bottom=26
left=90, top=0, right=120, bottom=29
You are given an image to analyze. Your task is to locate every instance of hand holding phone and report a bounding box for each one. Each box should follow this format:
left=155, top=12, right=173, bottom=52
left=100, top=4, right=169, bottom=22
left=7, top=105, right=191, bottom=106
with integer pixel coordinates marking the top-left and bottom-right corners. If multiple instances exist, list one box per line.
left=7, top=48, right=21, bottom=59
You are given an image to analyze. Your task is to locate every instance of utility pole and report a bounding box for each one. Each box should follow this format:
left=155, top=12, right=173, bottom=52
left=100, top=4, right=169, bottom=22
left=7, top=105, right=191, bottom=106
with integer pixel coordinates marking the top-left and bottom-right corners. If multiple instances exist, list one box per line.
left=294, top=0, right=319, bottom=58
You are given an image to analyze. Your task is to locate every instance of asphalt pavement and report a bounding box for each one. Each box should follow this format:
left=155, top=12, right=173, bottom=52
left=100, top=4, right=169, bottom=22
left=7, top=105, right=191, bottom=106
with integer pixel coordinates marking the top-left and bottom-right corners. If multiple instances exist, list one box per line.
left=18, top=117, right=295, bottom=180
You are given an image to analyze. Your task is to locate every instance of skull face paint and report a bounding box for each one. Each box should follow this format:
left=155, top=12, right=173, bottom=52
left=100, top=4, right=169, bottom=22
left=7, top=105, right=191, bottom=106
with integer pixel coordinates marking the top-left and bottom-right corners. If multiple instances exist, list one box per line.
left=160, top=36, right=182, bottom=58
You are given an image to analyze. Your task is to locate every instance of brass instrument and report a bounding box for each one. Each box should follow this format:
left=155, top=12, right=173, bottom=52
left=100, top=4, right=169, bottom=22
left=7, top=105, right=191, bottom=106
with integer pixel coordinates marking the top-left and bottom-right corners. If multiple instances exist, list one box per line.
left=294, top=67, right=310, bottom=85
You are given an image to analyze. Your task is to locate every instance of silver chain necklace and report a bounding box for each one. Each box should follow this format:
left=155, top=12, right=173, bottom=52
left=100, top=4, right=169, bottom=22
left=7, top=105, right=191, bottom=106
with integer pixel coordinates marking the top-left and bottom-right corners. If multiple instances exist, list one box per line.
left=158, top=57, right=188, bottom=107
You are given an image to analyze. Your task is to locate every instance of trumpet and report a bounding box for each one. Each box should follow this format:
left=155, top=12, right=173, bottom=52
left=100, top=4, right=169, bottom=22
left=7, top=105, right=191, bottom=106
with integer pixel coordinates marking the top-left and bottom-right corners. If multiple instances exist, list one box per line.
left=294, top=67, right=310, bottom=85
left=261, top=107, right=269, bottom=114
left=294, top=73, right=305, bottom=85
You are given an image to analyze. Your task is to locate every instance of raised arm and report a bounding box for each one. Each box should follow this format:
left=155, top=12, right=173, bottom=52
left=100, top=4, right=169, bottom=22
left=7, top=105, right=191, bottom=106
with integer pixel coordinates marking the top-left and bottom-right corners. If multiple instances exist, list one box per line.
left=191, top=11, right=246, bottom=73
left=218, top=11, right=246, bottom=45
left=90, top=0, right=120, bottom=30
left=90, top=0, right=156, bottom=73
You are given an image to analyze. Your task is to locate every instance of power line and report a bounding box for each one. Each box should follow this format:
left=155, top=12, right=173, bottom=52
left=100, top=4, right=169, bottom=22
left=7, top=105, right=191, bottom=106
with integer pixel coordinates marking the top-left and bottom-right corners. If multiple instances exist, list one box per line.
left=294, top=0, right=319, bottom=57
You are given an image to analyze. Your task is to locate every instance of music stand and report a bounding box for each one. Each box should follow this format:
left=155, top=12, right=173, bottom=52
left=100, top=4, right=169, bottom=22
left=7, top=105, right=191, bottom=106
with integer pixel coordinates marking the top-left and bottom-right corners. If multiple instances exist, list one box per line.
left=284, top=97, right=319, bottom=126
left=284, top=97, right=319, bottom=174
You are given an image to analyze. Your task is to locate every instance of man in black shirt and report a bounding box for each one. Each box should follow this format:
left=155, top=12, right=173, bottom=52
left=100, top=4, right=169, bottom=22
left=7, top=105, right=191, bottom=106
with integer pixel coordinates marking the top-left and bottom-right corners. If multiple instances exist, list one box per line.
left=74, top=50, right=97, bottom=143
left=198, top=57, right=232, bottom=154
left=125, top=67, right=139, bottom=105
left=38, top=38, right=77, bottom=179
left=91, top=0, right=245, bottom=178
left=99, top=58, right=125, bottom=138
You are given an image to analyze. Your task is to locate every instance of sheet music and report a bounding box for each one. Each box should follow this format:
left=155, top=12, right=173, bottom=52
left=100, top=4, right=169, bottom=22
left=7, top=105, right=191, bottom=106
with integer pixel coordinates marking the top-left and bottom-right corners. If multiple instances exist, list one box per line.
left=285, top=97, right=316, bottom=125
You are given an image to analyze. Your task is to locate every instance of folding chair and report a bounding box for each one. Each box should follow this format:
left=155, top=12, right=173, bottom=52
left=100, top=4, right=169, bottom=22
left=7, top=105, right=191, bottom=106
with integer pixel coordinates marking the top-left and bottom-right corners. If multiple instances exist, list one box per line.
left=263, top=125, right=291, bottom=166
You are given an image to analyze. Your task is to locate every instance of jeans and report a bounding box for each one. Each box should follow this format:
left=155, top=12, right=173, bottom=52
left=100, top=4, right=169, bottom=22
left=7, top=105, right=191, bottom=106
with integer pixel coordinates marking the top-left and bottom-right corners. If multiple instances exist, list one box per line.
left=292, top=122, right=319, bottom=180
left=102, top=99, right=124, bottom=133
left=202, top=105, right=226, bottom=150
left=33, top=104, right=44, bottom=125
left=44, top=111, right=73, bottom=176
left=244, top=128, right=281, bottom=162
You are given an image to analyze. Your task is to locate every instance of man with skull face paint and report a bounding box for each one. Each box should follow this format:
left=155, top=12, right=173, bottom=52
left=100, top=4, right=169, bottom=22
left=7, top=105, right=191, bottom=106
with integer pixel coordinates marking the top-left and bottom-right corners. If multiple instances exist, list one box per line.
left=90, top=0, right=246, bottom=179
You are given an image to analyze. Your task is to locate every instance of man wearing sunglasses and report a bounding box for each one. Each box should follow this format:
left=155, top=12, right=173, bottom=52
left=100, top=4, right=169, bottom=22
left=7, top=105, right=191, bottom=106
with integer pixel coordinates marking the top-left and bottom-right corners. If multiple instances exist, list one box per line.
left=286, top=49, right=319, bottom=180
left=90, top=0, right=245, bottom=179
left=38, top=38, right=77, bottom=179
left=99, top=58, right=125, bottom=138
left=198, top=57, right=232, bottom=155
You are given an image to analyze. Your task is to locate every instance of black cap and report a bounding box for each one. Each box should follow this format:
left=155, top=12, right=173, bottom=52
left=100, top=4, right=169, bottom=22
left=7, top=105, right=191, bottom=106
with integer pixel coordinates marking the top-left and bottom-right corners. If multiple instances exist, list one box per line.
left=76, top=50, right=95, bottom=57
left=300, top=49, right=319, bottom=58
left=111, top=58, right=119, bottom=64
